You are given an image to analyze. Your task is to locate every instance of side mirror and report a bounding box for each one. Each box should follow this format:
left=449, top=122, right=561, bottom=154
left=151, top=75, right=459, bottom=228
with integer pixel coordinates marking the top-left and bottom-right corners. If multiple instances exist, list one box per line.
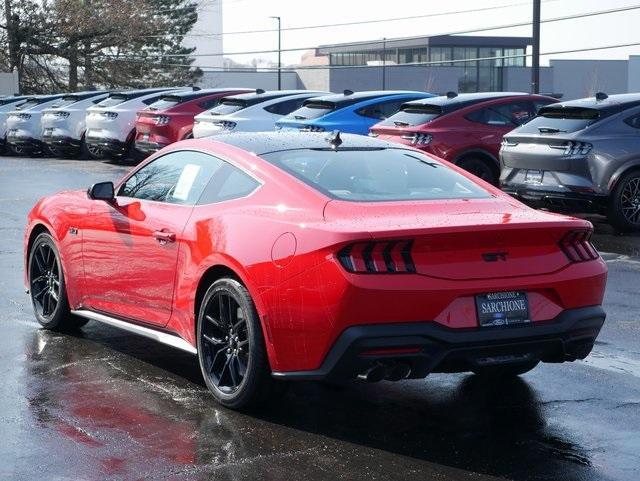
left=88, top=181, right=115, bottom=201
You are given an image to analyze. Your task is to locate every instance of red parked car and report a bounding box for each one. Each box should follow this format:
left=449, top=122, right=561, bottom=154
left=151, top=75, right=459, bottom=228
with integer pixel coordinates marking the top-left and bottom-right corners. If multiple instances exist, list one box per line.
left=370, top=92, right=557, bottom=185
left=134, top=87, right=252, bottom=156
left=25, top=132, right=606, bottom=409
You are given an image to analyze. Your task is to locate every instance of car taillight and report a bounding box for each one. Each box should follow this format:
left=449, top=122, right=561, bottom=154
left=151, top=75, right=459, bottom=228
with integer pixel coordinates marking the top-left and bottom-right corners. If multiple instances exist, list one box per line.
left=501, top=138, right=519, bottom=147
left=300, top=125, right=325, bottom=132
left=101, top=111, right=118, bottom=119
left=14, top=113, right=31, bottom=120
left=368, top=131, right=379, bottom=137
left=401, top=132, right=432, bottom=145
left=337, top=240, right=416, bottom=274
left=550, top=141, right=592, bottom=156
left=214, top=120, right=236, bottom=130
left=153, top=115, right=171, bottom=126
left=559, top=229, right=599, bottom=262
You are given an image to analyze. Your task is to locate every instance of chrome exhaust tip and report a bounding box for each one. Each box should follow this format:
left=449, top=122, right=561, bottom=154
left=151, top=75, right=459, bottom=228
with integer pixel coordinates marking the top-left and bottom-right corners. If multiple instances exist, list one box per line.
left=357, top=363, right=386, bottom=382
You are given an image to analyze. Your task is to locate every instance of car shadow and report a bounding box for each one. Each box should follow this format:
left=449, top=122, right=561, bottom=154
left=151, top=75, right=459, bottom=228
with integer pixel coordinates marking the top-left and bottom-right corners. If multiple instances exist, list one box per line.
left=40, top=322, right=598, bottom=481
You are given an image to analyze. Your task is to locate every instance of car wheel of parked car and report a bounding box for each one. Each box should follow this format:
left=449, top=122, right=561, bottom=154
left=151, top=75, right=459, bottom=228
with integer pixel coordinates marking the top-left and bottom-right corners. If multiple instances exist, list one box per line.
left=86, top=144, right=103, bottom=159
left=608, top=170, right=640, bottom=232
left=197, top=277, right=279, bottom=409
left=457, top=157, right=498, bottom=185
left=28, top=233, right=88, bottom=331
left=473, top=360, right=539, bottom=378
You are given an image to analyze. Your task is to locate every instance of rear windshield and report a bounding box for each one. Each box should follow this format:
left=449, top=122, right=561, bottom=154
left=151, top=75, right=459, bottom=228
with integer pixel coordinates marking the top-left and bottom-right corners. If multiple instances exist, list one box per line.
left=260, top=148, right=489, bottom=202
left=377, top=104, right=442, bottom=127
left=147, top=95, right=182, bottom=111
left=51, top=95, right=80, bottom=109
left=97, top=94, right=129, bottom=107
left=0, top=97, right=25, bottom=107
left=519, top=106, right=602, bottom=134
left=207, top=98, right=248, bottom=116
left=284, top=101, right=336, bottom=121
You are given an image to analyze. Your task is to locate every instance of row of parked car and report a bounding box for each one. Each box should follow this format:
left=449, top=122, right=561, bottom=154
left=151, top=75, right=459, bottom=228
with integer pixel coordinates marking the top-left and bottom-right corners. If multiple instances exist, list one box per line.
left=1, top=87, right=639, bottom=231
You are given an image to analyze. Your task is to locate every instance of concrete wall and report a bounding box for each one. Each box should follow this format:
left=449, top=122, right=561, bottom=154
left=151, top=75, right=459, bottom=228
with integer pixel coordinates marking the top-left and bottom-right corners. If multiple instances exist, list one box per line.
left=199, top=70, right=298, bottom=90
left=550, top=60, right=628, bottom=100
left=627, top=56, right=640, bottom=93
left=502, top=67, right=553, bottom=93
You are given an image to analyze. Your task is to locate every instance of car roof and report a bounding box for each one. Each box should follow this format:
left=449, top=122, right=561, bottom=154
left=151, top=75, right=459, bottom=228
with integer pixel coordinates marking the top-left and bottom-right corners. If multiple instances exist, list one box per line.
left=112, top=87, right=182, bottom=96
left=306, top=90, right=426, bottom=107
left=58, top=90, right=109, bottom=101
left=402, top=92, right=541, bottom=111
left=209, top=131, right=402, bottom=155
left=221, top=90, right=328, bottom=103
left=545, top=93, right=640, bottom=115
left=158, top=88, right=251, bottom=102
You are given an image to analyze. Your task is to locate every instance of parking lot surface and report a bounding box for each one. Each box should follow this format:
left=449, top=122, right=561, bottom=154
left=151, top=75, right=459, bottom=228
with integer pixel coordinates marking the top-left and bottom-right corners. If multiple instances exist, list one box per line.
left=1, top=156, right=639, bottom=481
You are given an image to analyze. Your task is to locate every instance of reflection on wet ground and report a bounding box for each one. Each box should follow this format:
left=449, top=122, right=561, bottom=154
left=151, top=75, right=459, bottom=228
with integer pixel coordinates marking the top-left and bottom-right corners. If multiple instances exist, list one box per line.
left=1, top=156, right=640, bottom=481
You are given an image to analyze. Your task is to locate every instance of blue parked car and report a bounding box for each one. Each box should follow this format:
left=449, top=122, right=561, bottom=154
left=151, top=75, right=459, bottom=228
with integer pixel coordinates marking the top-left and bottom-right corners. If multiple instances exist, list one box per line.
left=275, top=90, right=433, bottom=135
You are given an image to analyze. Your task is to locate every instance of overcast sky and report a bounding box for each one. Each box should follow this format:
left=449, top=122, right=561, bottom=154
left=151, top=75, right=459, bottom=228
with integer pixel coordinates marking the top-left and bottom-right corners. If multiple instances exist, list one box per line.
left=191, top=0, right=640, bottom=67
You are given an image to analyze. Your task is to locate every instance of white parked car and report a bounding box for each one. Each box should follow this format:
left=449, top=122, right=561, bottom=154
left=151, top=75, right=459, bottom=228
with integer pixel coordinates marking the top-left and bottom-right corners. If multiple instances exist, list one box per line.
left=84, top=87, right=188, bottom=159
left=0, top=96, right=30, bottom=153
left=192, top=89, right=330, bottom=138
left=5, top=94, right=65, bottom=155
left=41, top=91, right=110, bottom=158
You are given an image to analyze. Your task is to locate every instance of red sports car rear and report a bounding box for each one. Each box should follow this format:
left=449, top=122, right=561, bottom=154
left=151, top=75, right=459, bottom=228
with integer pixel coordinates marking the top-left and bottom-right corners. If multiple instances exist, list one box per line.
left=24, top=132, right=606, bottom=409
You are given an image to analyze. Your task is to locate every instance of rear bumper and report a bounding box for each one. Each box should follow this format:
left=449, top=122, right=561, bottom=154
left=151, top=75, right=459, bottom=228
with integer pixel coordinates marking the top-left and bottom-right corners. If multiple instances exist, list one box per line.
left=272, top=306, right=605, bottom=380
left=86, top=136, right=127, bottom=154
left=6, top=134, right=44, bottom=151
left=134, top=139, right=166, bottom=153
left=502, top=184, right=607, bottom=213
left=42, top=134, right=80, bottom=150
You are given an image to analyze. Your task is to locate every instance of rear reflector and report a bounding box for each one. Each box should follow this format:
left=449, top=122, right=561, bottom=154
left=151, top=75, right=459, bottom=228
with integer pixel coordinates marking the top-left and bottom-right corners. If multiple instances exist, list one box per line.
left=338, top=240, right=416, bottom=274
left=559, top=229, right=599, bottom=262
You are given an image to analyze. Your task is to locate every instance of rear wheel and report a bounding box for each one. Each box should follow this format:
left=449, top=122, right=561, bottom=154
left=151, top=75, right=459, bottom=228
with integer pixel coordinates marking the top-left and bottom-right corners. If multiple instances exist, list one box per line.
left=457, top=156, right=498, bottom=185
left=197, top=278, right=280, bottom=409
left=473, top=360, right=539, bottom=378
left=608, top=170, right=640, bottom=232
left=28, top=233, right=87, bottom=330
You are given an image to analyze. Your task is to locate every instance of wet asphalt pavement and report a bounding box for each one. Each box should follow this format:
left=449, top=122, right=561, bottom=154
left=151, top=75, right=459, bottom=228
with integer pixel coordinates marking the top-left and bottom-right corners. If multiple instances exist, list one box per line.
left=1, top=156, right=639, bottom=481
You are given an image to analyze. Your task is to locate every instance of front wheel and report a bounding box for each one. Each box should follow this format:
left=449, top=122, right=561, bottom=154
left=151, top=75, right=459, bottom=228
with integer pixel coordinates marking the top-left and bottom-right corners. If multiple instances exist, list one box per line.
left=197, top=278, right=280, bottom=409
left=608, top=170, right=640, bottom=232
left=473, top=360, right=539, bottom=378
left=28, top=233, right=87, bottom=330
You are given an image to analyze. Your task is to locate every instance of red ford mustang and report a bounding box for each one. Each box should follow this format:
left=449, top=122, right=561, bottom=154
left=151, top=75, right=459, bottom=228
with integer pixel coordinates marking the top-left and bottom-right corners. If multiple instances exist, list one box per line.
left=24, top=132, right=607, bottom=409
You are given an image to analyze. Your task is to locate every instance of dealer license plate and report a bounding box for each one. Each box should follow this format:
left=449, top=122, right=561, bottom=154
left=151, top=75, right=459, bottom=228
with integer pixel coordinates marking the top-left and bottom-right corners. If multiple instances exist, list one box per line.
left=475, top=291, right=530, bottom=327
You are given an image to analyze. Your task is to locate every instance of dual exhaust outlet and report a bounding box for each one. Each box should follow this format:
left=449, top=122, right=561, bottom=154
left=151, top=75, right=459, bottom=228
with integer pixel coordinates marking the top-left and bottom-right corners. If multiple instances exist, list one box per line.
left=357, top=362, right=411, bottom=382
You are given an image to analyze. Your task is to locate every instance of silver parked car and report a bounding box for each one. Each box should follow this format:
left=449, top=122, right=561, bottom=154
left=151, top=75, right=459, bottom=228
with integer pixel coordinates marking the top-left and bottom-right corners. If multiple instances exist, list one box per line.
left=500, top=93, right=640, bottom=232
left=5, top=94, right=65, bottom=155
left=0, top=95, right=29, bottom=153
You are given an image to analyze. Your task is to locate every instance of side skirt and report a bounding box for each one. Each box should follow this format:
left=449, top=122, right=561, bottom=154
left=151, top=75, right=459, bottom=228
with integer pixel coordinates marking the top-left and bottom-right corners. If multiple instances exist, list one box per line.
left=71, top=309, right=197, bottom=355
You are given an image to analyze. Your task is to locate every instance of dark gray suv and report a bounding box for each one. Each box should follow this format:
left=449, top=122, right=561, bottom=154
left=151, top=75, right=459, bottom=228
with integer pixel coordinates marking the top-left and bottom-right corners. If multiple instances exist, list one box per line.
left=500, top=93, right=640, bottom=232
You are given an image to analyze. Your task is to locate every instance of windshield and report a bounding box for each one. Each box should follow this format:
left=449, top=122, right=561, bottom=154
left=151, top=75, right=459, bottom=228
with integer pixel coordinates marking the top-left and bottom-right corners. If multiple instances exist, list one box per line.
left=97, top=94, right=128, bottom=108
left=207, top=98, right=248, bottom=116
left=284, top=101, right=335, bottom=121
left=519, top=106, right=602, bottom=134
left=377, top=104, right=442, bottom=127
left=50, top=95, right=80, bottom=109
left=260, top=148, right=489, bottom=202
left=147, top=96, right=182, bottom=111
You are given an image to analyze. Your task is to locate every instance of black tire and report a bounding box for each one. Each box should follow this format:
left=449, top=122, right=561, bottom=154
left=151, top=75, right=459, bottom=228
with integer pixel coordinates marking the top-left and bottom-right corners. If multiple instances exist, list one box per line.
left=457, top=156, right=498, bottom=185
left=473, top=360, right=539, bottom=378
left=607, top=169, right=640, bottom=232
left=28, top=233, right=88, bottom=331
left=8, top=143, right=27, bottom=156
left=78, top=136, right=91, bottom=160
left=196, top=277, right=280, bottom=410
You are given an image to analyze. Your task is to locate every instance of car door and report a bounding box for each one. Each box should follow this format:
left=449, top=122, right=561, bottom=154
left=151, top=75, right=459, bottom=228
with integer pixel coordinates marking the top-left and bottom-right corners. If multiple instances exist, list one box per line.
left=81, top=150, right=222, bottom=326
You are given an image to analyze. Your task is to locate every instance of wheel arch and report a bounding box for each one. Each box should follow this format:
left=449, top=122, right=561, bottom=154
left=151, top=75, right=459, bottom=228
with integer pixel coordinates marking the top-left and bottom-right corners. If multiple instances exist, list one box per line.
left=454, top=148, right=500, bottom=171
left=608, top=160, right=640, bottom=192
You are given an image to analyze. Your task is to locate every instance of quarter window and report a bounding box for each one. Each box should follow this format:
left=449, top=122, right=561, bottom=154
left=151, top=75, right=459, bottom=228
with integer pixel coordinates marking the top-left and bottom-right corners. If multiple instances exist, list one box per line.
left=264, top=97, right=307, bottom=116
left=466, top=102, right=534, bottom=126
left=356, top=100, right=406, bottom=120
left=624, top=114, right=640, bottom=129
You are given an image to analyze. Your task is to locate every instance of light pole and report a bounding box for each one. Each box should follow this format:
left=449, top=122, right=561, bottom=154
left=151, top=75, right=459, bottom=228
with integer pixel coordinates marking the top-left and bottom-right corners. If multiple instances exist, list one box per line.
left=270, top=16, right=281, bottom=90
left=532, top=0, right=541, bottom=93
left=382, top=37, right=387, bottom=90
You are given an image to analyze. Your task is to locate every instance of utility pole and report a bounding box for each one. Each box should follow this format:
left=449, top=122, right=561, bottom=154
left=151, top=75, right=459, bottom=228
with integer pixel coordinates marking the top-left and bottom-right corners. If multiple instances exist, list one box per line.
left=532, top=0, right=541, bottom=93
left=270, top=16, right=281, bottom=90
left=382, top=38, right=387, bottom=90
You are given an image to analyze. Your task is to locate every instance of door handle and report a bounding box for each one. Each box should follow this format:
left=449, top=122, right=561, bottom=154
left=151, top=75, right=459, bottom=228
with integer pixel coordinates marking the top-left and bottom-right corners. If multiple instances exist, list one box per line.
left=153, top=230, right=176, bottom=244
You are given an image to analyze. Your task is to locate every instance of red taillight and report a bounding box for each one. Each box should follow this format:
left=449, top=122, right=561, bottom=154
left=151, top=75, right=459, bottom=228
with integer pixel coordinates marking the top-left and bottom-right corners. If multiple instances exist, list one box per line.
left=559, top=229, right=599, bottom=262
left=337, top=240, right=416, bottom=274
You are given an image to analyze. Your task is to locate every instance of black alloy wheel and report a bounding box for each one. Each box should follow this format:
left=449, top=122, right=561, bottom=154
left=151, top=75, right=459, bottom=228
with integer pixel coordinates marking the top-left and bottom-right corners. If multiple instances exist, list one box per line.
left=608, top=170, right=640, bottom=232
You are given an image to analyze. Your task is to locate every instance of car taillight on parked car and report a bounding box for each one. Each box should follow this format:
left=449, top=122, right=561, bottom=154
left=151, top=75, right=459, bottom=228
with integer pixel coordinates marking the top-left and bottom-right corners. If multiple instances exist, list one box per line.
left=402, top=132, right=432, bottom=145
left=300, top=125, right=325, bottom=132
left=101, top=111, right=118, bottom=119
left=13, top=113, right=31, bottom=120
left=559, top=230, right=599, bottom=262
left=214, top=120, right=237, bottom=130
left=337, top=240, right=416, bottom=274
left=153, top=115, right=171, bottom=126
left=550, top=141, right=592, bottom=156
left=54, top=111, right=70, bottom=118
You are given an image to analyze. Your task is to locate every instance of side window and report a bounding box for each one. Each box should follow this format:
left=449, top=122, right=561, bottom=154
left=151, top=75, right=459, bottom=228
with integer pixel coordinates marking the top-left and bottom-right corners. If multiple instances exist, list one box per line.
left=624, top=114, right=640, bottom=129
left=118, top=151, right=223, bottom=205
left=356, top=100, right=405, bottom=120
left=264, top=97, right=307, bottom=116
left=199, top=98, right=222, bottom=110
left=198, top=163, right=260, bottom=205
left=466, top=102, right=534, bottom=127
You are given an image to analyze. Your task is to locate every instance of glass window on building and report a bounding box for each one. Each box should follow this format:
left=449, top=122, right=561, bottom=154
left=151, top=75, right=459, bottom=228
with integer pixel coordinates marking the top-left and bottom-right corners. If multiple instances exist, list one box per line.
left=429, top=47, right=452, bottom=66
